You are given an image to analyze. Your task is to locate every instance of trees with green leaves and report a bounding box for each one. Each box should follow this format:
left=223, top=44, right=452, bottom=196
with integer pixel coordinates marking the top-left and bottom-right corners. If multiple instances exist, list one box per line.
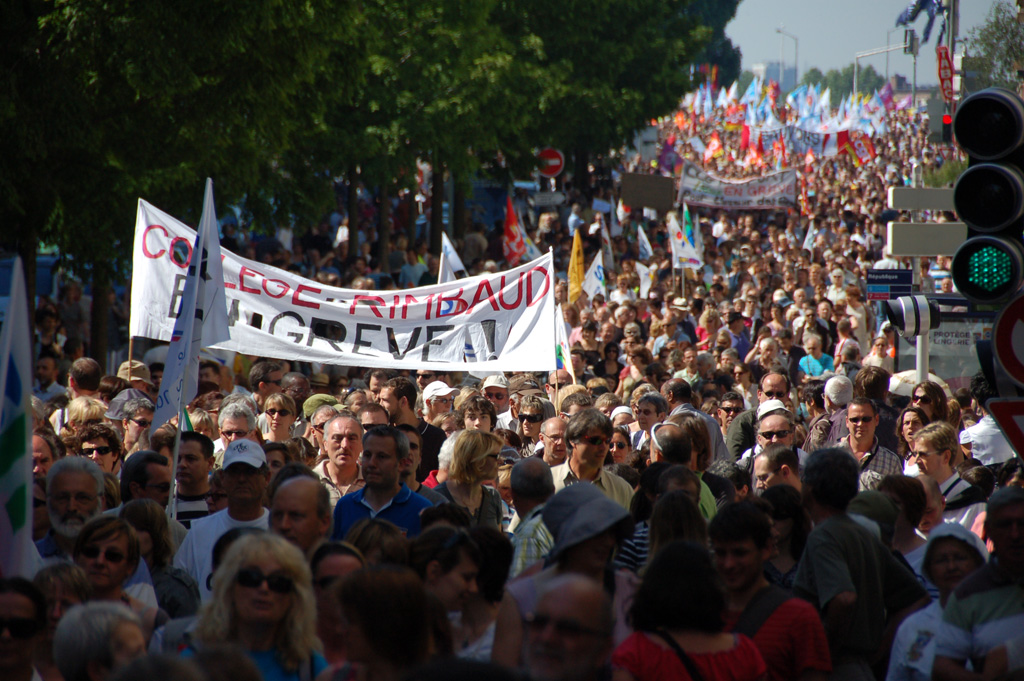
left=964, top=0, right=1024, bottom=90
left=799, top=64, right=885, bottom=98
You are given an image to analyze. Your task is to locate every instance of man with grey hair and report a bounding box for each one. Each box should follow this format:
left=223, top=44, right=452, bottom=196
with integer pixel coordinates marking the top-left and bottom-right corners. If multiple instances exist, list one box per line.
left=308, top=402, right=341, bottom=458
left=315, top=414, right=365, bottom=507
left=822, top=374, right=854, bottom=447
left=214, top=401, right=258, bottom=466
left=509, top=457, right=555, bottom=576
left=53, top=602, right=146, bottom=681
left=121, top=396, right=154, bottom=457
left=37, top=456, right=105, bottom=562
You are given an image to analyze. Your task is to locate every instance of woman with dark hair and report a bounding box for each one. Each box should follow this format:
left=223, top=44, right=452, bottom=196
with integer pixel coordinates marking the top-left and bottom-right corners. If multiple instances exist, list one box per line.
left=408, top=526, right=482, bottom=614
left=33, top=564, right=93, bottom=681
left=616, top=463, right=671, bottom=573
left=344, top=518, right=408, bottom=566
left=878, top=475, right=929, bottom=590
left=595, top=342, right=624, bottom=392
left=612, top=540, right=766, bottom=681
left=646, top=491, right=708, bottom=561
left=609, top=425, right=632, bottom=465
left=120, top=499, right=200, bottom=618
left=578, top=321, right=603, bottom=367
left=911, top=381, right=950, bottom=426
left=761, top=485, right=810, bottom=590
left=453, top=527, right=513, bottom=661
left=896, top=406, right=930, bottom=461
left=311, top=541, right=365, bottom=666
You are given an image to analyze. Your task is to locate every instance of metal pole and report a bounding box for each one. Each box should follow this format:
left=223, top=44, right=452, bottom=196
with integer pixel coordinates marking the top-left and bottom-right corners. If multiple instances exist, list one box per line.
left=886, top=32, right=890, bottom=81
left=911, top=162, right=929, bottom=383
left=779, top=35, right=784, bottom=85
left=913, top=53, right=917, bottom=104
left=854, top=57, right=859, bottom=99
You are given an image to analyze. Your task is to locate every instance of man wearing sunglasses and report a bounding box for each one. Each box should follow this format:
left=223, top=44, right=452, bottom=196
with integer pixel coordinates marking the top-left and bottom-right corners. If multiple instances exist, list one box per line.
left=120, top=397, right=154, bottom=458
left=0, top=577, right=46, bottom=681
left=174, top=440, right=271, bottom=601
left=727, top=373, right=792, bottom=462
left=841, top=397, right=902, bottom=490
left=550, top=409, right=633, bottom=509
left=247, top=360, right=283, bottom=412
left=422, top=381, right=458, bottom=422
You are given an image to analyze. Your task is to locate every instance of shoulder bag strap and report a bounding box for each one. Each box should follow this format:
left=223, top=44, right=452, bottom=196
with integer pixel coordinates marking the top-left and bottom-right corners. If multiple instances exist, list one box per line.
left=731, top=585, right=792, bottom=639
left=652, top=629, right=706, bottom=681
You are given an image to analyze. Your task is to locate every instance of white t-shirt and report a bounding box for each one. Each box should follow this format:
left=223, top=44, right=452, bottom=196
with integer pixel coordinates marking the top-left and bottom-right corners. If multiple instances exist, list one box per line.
left=961, top=415, right=1014, bottom=466
left=173, top=507, right=269, bottom=602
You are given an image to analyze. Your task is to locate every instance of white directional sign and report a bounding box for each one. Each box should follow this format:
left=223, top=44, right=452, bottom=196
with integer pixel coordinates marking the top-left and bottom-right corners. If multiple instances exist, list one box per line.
left=887, top=187, right=955, bottom=211
left=533, top=192, right=566, bottom=207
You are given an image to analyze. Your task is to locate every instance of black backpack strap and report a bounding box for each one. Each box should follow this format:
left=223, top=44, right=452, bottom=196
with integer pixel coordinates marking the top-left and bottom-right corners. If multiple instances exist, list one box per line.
left=652, top=630, right=706, bottom=681
left=731, top=585, right=792, bottom=638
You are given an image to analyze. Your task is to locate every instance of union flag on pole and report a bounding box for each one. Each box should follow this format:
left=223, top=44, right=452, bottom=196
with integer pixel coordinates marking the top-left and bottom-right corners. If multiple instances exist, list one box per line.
left=503, top=196, right=527, bottom=266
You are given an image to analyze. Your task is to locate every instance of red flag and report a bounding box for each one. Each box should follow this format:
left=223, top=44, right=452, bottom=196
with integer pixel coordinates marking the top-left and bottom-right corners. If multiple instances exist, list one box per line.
left=841, top=131, right=877, bottom=167
left=704, top=131, right=723, bottom=164
left=503, top=196, right=527, bottom=266
left=804, top=148, right=815, bottom=174
left=740, top=122, right=750, bottom=150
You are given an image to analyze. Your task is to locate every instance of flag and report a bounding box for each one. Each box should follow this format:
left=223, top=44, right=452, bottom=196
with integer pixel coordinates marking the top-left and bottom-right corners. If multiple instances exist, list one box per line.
left=441, top=232, right=466, bottom=274
left=804, top=147, right=815, bottom=173
left=668, top=211, right=703, bottom=269
left=841, top=131, right=877, bottom=167
left=522, top=231, right=544, bottom=262
left=635, top=261, right=657, bottom=299
left=153, top=179, right=231, bottom=432
left=554, top=304, right=576, bottom=385
left=0, top=257, right=36, bottom=577
left=703, top=131, right=724, bottom=164
left=802, top=221, right=818, bottom=251
left=503, top=196, right=527, bottom=266
left=568, top=229, right=584, bottom=303
left=637, top=225, right=654, bottom=261
left=599, top=219, right=616, bottom=273
left=582, top=252, right=607, bottom=300
left=438, top=246, right=457, bottom=284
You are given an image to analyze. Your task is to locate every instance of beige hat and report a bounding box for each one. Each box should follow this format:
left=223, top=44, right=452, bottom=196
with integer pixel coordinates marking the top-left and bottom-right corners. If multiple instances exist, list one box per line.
left=117, top=360, right=154, bottom=387
left=309, top=373, right=330, bottom=387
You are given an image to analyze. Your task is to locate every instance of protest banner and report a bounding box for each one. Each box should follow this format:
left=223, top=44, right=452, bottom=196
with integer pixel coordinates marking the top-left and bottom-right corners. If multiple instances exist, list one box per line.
left=621, top=173, right=675, bottom=214
left=677, top=162, right=797, bottom=210
left=130, top=200, right=555, bottom=372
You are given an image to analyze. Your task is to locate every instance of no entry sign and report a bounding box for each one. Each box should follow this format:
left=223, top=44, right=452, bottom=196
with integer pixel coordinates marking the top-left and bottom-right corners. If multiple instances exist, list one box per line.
left=994, top=291, right=1024, bottom=387
left=537, top=148, right=565, bottom=178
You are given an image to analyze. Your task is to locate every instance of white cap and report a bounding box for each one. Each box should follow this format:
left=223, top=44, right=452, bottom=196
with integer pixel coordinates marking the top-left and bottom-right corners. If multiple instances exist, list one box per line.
left=423, top=381, right=459, bottom=401
left=611, top=406, right=634, bottom=420
left=222, top=440, right=266, bottom=469
left=756, top=399, right=790, bottom=421
left=482, top=374, right=509, bottom=390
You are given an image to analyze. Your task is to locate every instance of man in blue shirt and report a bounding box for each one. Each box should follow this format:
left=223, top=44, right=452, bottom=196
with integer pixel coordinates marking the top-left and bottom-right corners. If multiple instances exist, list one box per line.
left=332, top=425, right=433, bottom=539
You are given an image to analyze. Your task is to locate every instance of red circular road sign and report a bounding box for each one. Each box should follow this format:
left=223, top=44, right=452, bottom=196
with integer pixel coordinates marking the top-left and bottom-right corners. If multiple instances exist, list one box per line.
left=537, top=147, right=565, bottom=178
left=994, top=291, right=1024, bottom=387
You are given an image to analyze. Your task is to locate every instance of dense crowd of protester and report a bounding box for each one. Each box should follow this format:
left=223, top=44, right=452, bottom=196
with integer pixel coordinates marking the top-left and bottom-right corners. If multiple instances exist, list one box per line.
left=8, top=101, right=1024, bottom=681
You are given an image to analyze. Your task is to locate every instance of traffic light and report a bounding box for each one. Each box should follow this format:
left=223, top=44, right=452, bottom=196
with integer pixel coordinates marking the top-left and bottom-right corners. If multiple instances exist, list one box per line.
left=942, top=114, right=952, bottom=143
left=950, top=88, right=1024, bottom=304
left=881, top=295, right=941, bottom=337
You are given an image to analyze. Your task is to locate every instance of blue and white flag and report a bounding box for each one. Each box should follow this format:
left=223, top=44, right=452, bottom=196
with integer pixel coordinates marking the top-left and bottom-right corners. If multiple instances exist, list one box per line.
left=582, top=252, right=607, bottom=300
left=153, top=179, right=230, bottom=431
left=635, top=261, right=657, bottom=299
left=637, top=225, right=654, bottom=261
left=522, top=232, right=544, bottom=263
left=441, top=232, right=466, bottom=274
left=0, top=257, right=38, bottom=578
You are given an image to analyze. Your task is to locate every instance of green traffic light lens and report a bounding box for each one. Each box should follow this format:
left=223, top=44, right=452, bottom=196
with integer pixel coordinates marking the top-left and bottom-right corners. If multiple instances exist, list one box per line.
left=967, top=245, right=1013, bottom=292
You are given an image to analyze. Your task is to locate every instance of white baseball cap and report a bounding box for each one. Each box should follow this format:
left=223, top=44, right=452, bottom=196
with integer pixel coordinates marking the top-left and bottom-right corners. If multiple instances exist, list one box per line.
left=423, top=381, right=459, bottom=401
left=222, top=440, right=267, bottom=469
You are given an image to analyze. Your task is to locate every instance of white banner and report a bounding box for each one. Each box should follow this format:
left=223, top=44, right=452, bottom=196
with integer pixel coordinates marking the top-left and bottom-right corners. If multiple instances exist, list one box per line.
left=130, top=200, right=556, bottom=371
left=677, top=162, right=797, bottom=210
left=582, top=252, right=607, bottom=300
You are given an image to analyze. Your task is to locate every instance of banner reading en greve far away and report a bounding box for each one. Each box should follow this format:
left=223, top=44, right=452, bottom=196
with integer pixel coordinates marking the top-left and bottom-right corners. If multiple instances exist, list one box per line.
left=677, top=162, right=797, bottom=210
left=130, top=200, right=556, bottom=371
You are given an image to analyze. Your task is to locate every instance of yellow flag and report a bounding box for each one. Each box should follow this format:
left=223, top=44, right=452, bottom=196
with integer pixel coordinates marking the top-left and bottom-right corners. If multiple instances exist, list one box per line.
left=568, top=229, right=584, bottom=303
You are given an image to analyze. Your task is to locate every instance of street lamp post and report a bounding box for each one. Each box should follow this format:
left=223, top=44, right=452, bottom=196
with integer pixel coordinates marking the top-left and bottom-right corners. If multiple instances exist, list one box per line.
left=776, top=27, right=798, bottom=88
left=886, top=27, right=901, bottom=80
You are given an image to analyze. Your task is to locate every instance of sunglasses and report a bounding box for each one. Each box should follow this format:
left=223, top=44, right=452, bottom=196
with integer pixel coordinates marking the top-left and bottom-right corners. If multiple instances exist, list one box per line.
left=206, top=491, right=227, bottom=503
left=81, top=446, right=113, bottom=457
left=518, top=413, right=544, bottom=424
left=130, top=418, right=152, bottom=428
left=610, top=441, right=629, bottom=450
left=524, top=612, right=608, bottom=637
left=576, top=435, right=608, bottom=446
left=912, top=394, right=932, bottom=404
left=484, top=391, right=508, bottom=400
left=236, top=567, right=294, bottom=594
left=848, top=416, right=873, bottom=424
left=758, top=429, right=791, bottom=440
left=720, top=407, right=743, bottom=415
left=417, top=373, right=436, bottom=380
left=80, top=545, right=127, bottom=563
left=265, top=409, right=292, bottom=417
left=0, top=617, right=40, bottom=639
left=220, top=430, right=249, bottom=439
left=761, top=391, right=787, bottom=399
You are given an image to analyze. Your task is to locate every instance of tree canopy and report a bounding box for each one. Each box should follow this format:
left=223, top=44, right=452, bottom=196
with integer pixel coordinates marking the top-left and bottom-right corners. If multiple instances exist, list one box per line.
left=964, top=0, right=1024, bottom=91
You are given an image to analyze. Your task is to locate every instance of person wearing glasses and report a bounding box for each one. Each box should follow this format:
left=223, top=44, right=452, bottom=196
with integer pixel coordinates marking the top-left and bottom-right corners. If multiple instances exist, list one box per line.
left=75, top=422, right=124, bottom=477
left=120, top=397, right=154, bottom=457
left=187, top=532, right=326, bottom=681
left=118, top=450, right=188, bottom=551
left=260, top=393, right=300, bottom=443
left=514, top=395, right=546, bottom=457
left=716, top=391, right=746, bottom=441
left=841, top=397, right=902, bottom=491
left=910, top=422, right=987, bottom=530
left=215, top=402, right=259, bottom=464
left=739, top=401, right=807, bottom=470
left=0, top=577, right=48, bottom=681
left=550, top=409, right=633, bottom=510
left=910, top=380, right=951, bottom=426
left=174, top=440, right=271, bottom=602
left=72, top=516, right=168, bottom=641
left=726, top=373, right=792, bottom=462
left=247, top=361, right=284, bottom=413
left=752, top=444, right=802, bottom=495
left=422, top=381, right=459, bottom=422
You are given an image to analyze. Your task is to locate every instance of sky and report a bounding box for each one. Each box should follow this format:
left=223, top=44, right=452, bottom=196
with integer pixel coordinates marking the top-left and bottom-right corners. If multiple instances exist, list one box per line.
left=725, top=0, right=999, bottom=87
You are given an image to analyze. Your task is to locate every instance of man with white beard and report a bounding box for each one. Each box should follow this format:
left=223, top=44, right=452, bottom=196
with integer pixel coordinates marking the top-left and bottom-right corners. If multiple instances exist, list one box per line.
left=36, top=456, right=105, bottom=562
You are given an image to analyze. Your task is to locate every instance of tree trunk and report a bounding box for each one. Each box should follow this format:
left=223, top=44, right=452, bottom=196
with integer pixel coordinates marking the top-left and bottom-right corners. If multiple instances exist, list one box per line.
left=348, top=168, right=359, bottom=231
left=452, top=175, right=466, bottom=243
left=574, top=148, right=590, bottom=198
left=378, top=182, right=391, bottom=275
left=429, top=151, right=444, bottom=250
left=90, top=273, right=110, bottom=371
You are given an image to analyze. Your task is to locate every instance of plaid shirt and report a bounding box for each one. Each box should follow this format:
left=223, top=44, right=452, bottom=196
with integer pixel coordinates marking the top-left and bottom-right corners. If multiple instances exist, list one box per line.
left=846, top=437, right=903, bottom=490
left=510, top=504, right=554, bottom=578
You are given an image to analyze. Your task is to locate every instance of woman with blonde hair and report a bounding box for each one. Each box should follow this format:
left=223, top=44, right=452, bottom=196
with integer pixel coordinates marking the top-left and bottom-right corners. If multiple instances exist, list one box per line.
left=190, top=532, right=326, bottom=680
left=61, top=396, right=106, bottom=437
left=433, top=430, right=503, bottom=530
left=187, top=408, right=217, bottom=441
left=696, top=307, right=723, bottom=350
left=262, top=393, right=298, bottom=443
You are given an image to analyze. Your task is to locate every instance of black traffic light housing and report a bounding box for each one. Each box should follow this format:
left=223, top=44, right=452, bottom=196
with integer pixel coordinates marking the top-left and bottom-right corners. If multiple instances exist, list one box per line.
left=881, top=295, right=941, bottom=337
left=942, top=114, right=952, bottom=143
left=950, top=88, right=1024, bottom=304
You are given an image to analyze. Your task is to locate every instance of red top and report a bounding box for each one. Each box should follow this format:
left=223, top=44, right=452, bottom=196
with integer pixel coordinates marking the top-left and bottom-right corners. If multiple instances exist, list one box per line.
left=612, top=631, right=767, bottom=681
left=722, top=597, right=832, bottom=681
